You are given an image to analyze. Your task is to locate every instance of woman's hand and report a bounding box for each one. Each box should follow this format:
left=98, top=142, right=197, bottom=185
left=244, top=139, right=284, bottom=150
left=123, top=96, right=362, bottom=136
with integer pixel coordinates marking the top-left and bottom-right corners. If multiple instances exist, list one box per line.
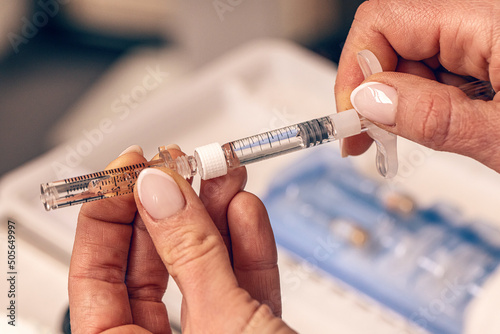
left=335, top=0, right=500, bottom=172
left=68, top=146, right=295, bottom=333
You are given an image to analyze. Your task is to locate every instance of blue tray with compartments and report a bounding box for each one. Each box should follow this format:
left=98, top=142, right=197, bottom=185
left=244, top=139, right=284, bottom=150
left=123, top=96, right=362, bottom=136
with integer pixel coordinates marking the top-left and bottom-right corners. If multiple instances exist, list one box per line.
left=263, top=147, right=500, bottom=334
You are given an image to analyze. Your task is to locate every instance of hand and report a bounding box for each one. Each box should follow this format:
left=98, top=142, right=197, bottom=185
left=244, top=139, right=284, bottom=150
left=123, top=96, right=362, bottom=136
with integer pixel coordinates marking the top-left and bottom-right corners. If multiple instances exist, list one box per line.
left=335, top=0, right=500, bottom=172
left=68, top=146, right=295, bottom=333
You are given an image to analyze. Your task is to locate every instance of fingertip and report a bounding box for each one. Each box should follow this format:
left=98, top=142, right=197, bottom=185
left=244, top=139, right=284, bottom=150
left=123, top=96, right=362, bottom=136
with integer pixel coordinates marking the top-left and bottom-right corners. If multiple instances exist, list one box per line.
left=228, top=192, right=282, bottom=318
left=199, top=166, right=247, bottom=206
left=341, top=133, right=374, bottom=156
left=228, top=165, right=248, bottom=185
left=166, top=144, right=181, bottom=151
left=106, top=145, right=147, bottom=171
left=119, top=145, right=144, bottom=157
left=228, top=191, right=276, bottom=260
left=150, top=144, right=184, bottom=161
left=228, top=191, right=268, bottom=221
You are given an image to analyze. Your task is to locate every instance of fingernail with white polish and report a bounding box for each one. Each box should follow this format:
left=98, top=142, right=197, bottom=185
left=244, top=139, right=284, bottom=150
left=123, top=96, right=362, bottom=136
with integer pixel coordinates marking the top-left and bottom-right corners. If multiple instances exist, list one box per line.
left=137, top=169, right=185, bottom=220
left=119, top=145, right=144, bottom=157
left=351, top=82, right=398, bottom=125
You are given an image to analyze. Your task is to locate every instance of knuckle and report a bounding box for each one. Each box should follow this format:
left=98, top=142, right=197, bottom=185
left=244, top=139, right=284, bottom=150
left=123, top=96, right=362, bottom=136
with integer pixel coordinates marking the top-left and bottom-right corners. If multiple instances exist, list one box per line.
left=414, top=89, right=453, bottom=149
left=354, top=0, right=402, bottom=35
left=235, top=259, right=278, bottom=273
left=202, top=179, right=224, bottom=199
left=242, top=303, right=272, bottom=333
left=163, top=226, right=222, bottom=275
left=127, top=284, right=166, bottom=302
left=355, top=0, right=378, bottom=20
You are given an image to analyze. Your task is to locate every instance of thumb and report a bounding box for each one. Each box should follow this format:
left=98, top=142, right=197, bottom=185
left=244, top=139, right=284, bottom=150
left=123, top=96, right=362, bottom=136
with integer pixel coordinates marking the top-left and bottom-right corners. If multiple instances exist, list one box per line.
left=350, top=72, right=500, bottom=172
left=134, top=168, right=239, bottom=319
left=133, top=168, right=290, bottom=333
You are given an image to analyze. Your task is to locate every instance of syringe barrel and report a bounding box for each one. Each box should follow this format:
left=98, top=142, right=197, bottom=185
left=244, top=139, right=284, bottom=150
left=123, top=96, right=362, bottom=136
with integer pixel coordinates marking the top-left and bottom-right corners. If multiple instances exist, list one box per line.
left=223, top=110, right=361, bottom=169
left=40, top=161, right=162, bottom=211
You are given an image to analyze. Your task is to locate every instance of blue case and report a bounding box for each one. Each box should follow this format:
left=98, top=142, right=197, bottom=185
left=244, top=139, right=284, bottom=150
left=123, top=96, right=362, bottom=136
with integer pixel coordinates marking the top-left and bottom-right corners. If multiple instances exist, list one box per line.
left=263, top=147, right=500, bottom=334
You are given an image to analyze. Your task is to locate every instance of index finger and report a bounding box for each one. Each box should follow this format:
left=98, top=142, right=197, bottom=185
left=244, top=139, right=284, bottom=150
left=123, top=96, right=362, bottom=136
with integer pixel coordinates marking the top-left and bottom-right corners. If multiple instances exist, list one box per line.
left=335, top=0, right=499, bottom=117
left=335, top=1, right=399, bottom=114
left=69, top=149, right=147, bottom=333
left=335, top=3, right=399, bottom=156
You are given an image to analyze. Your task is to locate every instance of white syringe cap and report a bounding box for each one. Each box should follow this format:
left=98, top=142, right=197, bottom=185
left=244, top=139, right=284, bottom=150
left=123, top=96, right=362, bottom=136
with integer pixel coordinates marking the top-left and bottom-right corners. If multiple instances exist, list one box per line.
left=194, top=142, right=228, bottom=180
left=330, top=108, right=362, bottom=139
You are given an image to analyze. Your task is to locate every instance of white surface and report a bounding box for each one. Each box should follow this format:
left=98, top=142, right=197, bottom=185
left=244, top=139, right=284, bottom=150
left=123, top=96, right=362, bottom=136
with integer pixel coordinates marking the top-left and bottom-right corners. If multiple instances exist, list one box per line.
left=465, top=267, right=500, bottom=334
left=277, top=249, right=417, bottom=333
left=48, top=46, right=190, bottom=146
left=1, top=39, right=500, bottom=333
left=0, top=222, right=68, bottom=333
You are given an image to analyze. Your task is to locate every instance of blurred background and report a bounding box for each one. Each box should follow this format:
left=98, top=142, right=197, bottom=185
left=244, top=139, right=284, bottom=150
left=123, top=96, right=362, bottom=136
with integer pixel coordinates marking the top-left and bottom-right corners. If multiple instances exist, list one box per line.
left=0, top=0, right=362, bottom=177
left=2, top=1, right=500, bottom=334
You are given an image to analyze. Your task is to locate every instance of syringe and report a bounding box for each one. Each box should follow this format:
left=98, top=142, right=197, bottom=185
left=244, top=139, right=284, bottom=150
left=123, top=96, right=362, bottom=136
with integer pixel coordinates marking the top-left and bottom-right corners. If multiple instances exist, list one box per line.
left=41, top=109, right=377, bottom=211
left=41, top=46, right=493, bottom=211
